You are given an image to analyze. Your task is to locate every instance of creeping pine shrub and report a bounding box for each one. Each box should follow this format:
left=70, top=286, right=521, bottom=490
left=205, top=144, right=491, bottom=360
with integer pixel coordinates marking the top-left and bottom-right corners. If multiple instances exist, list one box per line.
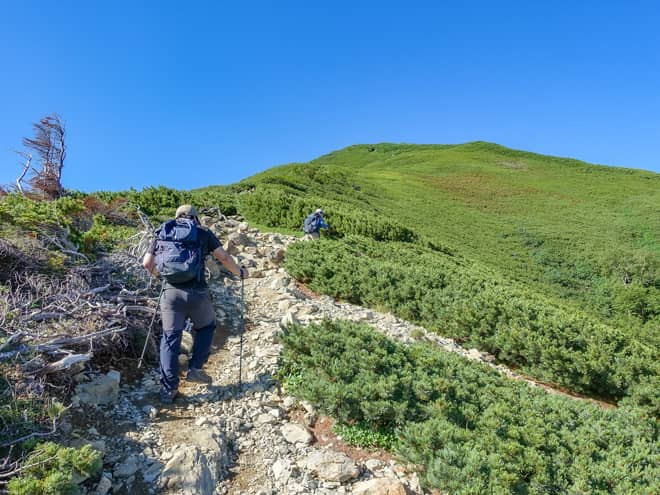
left=80, top=215, right=135, bottom=254
left=7, top=442, right=102, bottom=495
left=285, top=237, right=659, bottom=412
left=0, top=194, right=83, bottom=231
left=278, top=319, right=660, bottom=494
left=239, top=186, right=417, bottom=242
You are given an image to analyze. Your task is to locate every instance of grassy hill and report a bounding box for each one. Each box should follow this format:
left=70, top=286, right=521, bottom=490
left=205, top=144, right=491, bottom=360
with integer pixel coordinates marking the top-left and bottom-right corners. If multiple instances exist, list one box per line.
left=240, top=142, right=659, bottom=322
left=228, top=144, right=658, bottom=492
left=221, top=142, right=659, bottom=408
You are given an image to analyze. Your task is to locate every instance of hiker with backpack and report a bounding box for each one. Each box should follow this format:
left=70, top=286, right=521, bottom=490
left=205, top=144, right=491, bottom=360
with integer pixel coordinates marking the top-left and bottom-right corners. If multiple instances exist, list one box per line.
left=142, top=205, right=248, bottom=404
left=302, top=208, right=329, bottom=240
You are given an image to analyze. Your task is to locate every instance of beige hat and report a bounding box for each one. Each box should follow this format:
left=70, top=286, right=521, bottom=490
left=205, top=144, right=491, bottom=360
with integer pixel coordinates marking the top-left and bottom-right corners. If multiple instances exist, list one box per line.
left=315, top=208, right=323, bottom=214
left=175, top=204, right=198, bottom=218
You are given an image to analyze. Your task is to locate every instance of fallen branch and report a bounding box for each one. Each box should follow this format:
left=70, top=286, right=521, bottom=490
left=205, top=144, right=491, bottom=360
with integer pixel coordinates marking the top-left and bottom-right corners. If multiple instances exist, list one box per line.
left=39, top=353, right=92, bottom=375
left=0, top=420, right=58, bottom=449
left=0, top=332, right=24, bottom=353
left=28, top=312, right=67, bottom=322
left=84, top=284, right=110, bottom=297
left=0, top=454, right=58, bottom=480
left=122, top=305, right=156, bottom=315
left=35, top=326, right=127, bottom=352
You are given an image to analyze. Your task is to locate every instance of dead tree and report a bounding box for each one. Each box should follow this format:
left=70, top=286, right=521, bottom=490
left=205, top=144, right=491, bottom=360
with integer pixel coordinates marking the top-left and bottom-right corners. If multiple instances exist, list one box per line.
left=23, top=114, right=66, bottom=200
left=14, top=151, right=32, bottom=195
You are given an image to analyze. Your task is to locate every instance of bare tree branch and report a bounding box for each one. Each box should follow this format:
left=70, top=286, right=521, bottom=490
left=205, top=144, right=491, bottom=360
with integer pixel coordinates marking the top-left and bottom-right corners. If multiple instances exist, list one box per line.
left=0, top=420, right=58, bottom=449
left=13, top=151, right=31, bottom=195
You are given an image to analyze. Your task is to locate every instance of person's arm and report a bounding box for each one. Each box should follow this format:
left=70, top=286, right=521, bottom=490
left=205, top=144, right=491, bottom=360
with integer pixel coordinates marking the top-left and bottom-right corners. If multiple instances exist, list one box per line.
left=212, top=246, right=249, bottom=279
left=142, top=243, right=158, bottom=276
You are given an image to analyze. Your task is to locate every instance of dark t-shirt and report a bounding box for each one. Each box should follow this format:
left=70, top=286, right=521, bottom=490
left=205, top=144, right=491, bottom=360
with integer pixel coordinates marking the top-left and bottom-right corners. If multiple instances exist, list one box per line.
left=149, top=225, right=221, bottom=289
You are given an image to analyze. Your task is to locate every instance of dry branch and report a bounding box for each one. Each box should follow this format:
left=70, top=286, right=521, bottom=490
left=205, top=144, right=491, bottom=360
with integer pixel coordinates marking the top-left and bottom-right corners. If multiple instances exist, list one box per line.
left=28, top=312, right=67, bottom=322
left=14, top=151, right=31, bottom=195
left=40, top=353, right=92, bottom=374
left=0, top=420, right=58, bottom=449
left=0, top=332, right=24, bottom=353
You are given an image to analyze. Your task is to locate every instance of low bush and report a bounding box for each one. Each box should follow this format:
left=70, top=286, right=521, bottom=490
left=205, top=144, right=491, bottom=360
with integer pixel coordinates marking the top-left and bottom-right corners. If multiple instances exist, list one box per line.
left=285, top=237, right=659, bottom=411
left=278, top=320, right=659, bottom=494
left=7, top=442, right=102, bottom=495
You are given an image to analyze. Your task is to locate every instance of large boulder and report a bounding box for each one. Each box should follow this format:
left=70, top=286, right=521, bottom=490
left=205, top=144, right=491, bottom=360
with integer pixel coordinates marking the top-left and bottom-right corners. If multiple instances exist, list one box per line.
left=160, top=446, right=215, bottom=495
left=74, top=370, right=120, bottom=406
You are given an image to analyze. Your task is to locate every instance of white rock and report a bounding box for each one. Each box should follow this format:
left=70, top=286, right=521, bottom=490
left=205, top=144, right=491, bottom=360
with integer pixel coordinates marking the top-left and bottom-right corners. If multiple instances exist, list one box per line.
left=114, top=455, right=139, bottom=478
left=364, top=459, right=386, bottom=471
left=195, top=416, right=210, bottom=426
left=255, top=413, right=278, bottom=425
left=351, top=478, right=408, bottom=495
left=303, top=450, right=359, bottom=482
left=93, top=475, right=113, bottom=495
left=75, top=370, right=121, bottom=406
left=280, top=311, right=299, bottom=329
left=160, top=446, right=215, bottom=495
left=281, top=423, right=313, bottom=445
left=142, top=405, right=158, bottom=419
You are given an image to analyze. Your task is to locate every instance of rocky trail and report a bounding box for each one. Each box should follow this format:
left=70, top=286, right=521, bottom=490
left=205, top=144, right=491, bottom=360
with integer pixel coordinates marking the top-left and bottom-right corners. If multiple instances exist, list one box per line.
left=65, top=220, right=601, bottom=495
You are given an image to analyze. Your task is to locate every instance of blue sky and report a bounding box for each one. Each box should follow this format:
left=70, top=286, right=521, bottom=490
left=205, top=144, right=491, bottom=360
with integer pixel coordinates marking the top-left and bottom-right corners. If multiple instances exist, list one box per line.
left=1, top=1, right=659, bottom=192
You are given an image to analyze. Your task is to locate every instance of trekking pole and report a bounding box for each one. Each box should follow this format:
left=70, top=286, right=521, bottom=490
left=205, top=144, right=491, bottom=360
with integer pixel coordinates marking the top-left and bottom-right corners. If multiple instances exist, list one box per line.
left=238, top=268, right=245, bottom=389
left=138, top=283, right=165, bottom=369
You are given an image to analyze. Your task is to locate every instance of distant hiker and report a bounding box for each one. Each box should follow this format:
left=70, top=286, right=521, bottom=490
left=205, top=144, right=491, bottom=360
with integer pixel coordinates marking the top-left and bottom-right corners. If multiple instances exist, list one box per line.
left=302, top=208, right=329, bottom=240
left=142, top=205, right=249, bottom=404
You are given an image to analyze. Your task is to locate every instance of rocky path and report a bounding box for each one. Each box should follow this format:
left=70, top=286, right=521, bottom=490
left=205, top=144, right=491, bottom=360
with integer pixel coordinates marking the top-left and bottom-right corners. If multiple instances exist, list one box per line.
left=69, top=220, right=600, bottom=494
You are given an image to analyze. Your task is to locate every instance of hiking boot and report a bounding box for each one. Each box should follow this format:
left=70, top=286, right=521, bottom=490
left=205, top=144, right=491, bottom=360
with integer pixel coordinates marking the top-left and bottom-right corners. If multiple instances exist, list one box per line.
left=186, top=368, right=212, bottom=384
left=160, top=388, right=178, bottom=404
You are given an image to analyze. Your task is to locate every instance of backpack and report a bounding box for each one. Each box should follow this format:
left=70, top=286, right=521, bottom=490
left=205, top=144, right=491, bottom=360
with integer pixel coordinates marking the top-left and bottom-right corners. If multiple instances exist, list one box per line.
left=303, top=213, right=321, bottom=234
left=154, top=218, right=204, bottom=284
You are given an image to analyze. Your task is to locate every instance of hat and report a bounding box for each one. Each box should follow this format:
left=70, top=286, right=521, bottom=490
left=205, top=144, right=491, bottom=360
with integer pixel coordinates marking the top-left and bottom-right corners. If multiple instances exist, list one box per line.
left=315, top=208, right=323, bottom=214
left=175, top=204, right=198, bottom=219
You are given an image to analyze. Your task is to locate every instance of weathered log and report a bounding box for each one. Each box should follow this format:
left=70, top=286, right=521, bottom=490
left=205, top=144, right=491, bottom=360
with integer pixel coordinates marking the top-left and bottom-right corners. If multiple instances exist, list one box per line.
left=28, top=312, right=67, bottom=322
left=40, top=353, right=92, bottom=374
left=35, top=326, right=127, bottom=352
left=0, top=331, right=24, bottom=352
left=84, top=284, right=110, bottom=296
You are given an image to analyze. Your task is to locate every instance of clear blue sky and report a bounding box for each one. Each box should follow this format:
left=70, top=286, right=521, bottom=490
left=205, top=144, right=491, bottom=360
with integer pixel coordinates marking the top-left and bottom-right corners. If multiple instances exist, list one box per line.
left=1, top=1, right=659, bottom=192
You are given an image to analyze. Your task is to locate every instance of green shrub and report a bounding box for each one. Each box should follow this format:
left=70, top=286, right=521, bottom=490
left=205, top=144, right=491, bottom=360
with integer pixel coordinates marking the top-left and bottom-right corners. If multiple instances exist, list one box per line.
left=0, top=194, right=83, bottom=232
left=333, top=422, right=400, bottom=450
left=285, top=237, right=659, bottom=410
left=278, top=320, right=659, bottom=494
left=238, top=186, right=417, bottom=242
left=7, top=442, right=102, bottom=495
left=80, top=215, right=136, bottom=254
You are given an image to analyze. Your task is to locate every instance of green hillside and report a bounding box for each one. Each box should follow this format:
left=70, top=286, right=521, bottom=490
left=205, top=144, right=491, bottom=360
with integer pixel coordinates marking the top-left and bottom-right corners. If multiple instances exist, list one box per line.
left=228, top=142, right=659, bottom=408
left=243, top=142, right=659, bottom=321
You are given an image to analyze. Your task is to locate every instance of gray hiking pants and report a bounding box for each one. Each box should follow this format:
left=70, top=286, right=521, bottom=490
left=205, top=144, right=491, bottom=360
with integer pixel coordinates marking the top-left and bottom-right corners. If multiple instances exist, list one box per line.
left=159, top=286, right=216, bottom=392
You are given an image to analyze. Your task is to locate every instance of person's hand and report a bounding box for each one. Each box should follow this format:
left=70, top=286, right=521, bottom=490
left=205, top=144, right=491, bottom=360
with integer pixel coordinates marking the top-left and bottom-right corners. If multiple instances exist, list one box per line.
left=239, top=267, right=249, bottom=279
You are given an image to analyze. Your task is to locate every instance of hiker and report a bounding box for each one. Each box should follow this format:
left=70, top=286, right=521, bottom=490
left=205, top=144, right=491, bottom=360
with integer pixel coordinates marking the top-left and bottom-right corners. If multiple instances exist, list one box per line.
left=142, top=205, right=248, bottom=404
left=302, top=208, right=329, bottom=240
